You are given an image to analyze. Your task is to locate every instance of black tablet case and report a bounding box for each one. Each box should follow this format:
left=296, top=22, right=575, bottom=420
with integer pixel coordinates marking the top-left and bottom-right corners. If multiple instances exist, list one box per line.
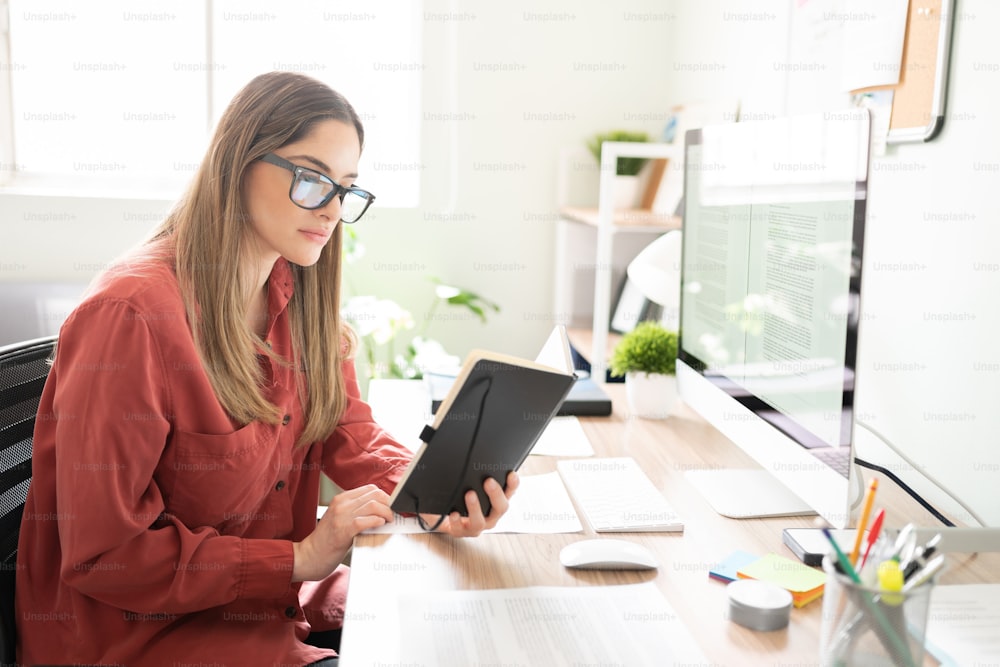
left=426, top=373, right=611, bottom=417
left=390, top=357, right=575, bottom=518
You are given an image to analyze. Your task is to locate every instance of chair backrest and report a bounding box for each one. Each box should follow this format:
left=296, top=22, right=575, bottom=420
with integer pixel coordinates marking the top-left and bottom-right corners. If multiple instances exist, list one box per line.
left=0, top=336, right=57, bottom=664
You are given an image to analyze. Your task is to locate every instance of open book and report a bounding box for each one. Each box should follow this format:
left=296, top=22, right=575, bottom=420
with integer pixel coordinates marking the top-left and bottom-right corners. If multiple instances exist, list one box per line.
left=389, top=329, right=576, bottom=519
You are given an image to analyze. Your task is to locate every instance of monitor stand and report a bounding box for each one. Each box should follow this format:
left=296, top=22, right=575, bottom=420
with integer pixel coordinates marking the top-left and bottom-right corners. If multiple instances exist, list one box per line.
left=686, top=471, right=1000, bottom=554
left=684, top=469, right=816, bottom=519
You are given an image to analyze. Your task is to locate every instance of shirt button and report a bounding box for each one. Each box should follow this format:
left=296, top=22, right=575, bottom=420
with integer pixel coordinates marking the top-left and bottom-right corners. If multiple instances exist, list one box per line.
left=264, top=340, right=272, bottom=350
left=284, top=606, right=296, bottom=619
left=282, top=414, right=291, bottom=426
left=275, top=480, right=286, bottom=491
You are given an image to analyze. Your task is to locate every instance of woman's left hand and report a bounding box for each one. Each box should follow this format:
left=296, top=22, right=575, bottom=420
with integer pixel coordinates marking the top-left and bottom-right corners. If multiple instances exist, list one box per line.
left=424, top=470, right=520, bottom=537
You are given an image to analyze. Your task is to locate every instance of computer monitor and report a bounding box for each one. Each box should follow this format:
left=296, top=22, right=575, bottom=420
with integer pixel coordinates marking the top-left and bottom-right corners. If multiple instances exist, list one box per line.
left=677, top=110, right=871, bottom=529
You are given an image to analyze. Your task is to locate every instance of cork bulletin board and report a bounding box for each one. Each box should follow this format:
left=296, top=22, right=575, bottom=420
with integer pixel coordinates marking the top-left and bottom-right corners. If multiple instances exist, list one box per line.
left=855, top=0, right=956, bottom=143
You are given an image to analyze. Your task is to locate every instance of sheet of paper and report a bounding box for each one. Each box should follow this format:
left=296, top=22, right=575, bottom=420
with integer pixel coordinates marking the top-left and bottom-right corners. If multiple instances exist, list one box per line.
left=529, top=416, right=594, bottom=457
left=366, top=379, right=432, bottom=453
left=786, top=0, right=907, bottom=112
left=485, top=470, right=582, bottom=533
left=360, top=471, right=583, bottom=534
left=840, top=0, right=909, bottom=90
left=397, top=581, right=707, bottom=666
left=925, top=584, right=1000, bottom=667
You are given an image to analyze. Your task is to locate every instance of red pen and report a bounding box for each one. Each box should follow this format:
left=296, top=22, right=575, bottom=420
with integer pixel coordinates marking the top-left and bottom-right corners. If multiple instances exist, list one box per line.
left=858, top=508, right=886, bottom=571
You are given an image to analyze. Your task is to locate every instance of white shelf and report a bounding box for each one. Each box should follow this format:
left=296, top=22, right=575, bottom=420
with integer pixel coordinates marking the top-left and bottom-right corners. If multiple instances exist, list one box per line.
left=558, top=142, right=682, bottom=383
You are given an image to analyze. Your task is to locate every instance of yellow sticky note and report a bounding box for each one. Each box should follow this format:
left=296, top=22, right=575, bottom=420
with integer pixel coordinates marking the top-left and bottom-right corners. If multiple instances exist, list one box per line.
left=737, top=553, right=826, bottom=607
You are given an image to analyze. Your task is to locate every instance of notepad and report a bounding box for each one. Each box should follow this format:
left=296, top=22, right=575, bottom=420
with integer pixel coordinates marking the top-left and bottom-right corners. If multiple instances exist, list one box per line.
left=737, top=553, right=826, bottom=608
left=390, top=339, right=575, bottom=518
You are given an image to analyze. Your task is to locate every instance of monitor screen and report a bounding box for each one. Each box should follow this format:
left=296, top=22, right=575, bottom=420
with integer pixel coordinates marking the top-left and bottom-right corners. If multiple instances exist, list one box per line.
left=677, top=110, right=870, bottom=529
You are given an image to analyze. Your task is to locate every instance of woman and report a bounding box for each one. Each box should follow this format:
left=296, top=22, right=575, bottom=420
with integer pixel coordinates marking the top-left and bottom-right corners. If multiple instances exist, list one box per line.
left=15, top=71, right=517, bottom=666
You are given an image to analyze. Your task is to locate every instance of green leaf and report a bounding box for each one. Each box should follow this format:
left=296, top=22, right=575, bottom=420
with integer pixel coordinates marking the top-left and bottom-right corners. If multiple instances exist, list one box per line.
left=586, top=130, right=651, bottom=176
left=609, top=321, right=679, bottom=378
left=433, top=280, right=501, bottom=322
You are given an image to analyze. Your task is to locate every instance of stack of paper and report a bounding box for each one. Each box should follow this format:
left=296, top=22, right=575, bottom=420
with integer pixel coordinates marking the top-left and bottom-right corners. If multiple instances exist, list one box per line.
left=737, top=553, right=826, bottom=607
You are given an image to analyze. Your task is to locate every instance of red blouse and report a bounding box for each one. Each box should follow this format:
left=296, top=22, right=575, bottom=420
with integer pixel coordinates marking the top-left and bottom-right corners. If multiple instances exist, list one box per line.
left=15, top=255, right=413, bottom=666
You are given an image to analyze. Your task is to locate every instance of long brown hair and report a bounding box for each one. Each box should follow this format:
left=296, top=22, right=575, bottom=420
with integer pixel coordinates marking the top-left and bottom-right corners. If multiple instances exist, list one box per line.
left=152, top=71, right=364, bottom=445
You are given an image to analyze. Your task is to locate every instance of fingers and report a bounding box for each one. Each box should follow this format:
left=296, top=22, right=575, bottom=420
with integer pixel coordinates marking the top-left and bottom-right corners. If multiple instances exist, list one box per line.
left=318, top=485, right=394, bottom=546
left=296, top=485, right=397, bottom=582
left=440, top=477, right=510, bottom=537
left=335, top=484, right=392, bottom=506
left=322, top=484, right=395, bottom=525
left=504, top=470, right=520, bottom=498
left=422, top=474, right=523, bottom=537
left=481, top=477, right=510, bottom=528
left=461, top=488, right=488, bottom=534
left=352, top=514, right=390, bottom=533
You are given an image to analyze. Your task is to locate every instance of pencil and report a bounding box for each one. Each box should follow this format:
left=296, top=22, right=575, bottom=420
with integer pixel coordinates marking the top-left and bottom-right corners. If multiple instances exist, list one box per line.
left=850, top=478, right=878, bottom=566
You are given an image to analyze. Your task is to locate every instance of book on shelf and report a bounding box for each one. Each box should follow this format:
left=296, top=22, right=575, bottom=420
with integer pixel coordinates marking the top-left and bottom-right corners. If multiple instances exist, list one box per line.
left=389, top=330, right=576, bottom=519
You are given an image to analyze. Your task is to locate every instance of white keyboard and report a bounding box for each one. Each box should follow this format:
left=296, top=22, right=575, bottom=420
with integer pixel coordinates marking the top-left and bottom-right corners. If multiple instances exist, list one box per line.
left=557, top=457, right=684, bottom=533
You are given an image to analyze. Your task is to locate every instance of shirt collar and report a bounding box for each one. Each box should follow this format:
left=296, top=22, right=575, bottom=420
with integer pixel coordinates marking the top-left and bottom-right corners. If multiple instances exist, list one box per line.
left=267, top=258, right=295, bottom=315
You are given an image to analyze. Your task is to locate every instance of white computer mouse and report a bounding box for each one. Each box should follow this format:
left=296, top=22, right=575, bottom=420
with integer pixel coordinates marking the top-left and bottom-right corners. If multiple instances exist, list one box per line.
left=559, top=538, right=658, bottom=570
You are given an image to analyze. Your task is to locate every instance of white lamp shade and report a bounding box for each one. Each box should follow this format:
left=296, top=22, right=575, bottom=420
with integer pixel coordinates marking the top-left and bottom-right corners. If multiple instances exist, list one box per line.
left=626, top=230, right=682, bottom=330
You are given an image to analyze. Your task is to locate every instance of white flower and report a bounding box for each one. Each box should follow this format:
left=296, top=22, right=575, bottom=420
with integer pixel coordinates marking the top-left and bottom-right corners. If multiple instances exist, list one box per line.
left=408, top=336, right=460, bottom=375
left=434, top=283, right=462, bottom=300
left=342, top=296, right=414, bottom=344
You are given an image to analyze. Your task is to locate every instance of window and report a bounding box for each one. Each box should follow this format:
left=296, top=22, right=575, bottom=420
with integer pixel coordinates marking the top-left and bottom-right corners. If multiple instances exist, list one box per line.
left=3, top=0, right=422, bottom=205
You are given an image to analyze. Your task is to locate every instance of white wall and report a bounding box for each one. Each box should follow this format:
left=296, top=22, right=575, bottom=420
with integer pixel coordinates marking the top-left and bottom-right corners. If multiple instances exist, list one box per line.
left=0, top=0, right=675, bottom=358
left=665, top=0, right=1000, bottom=526
left=0, top=195, right=171, bottom=283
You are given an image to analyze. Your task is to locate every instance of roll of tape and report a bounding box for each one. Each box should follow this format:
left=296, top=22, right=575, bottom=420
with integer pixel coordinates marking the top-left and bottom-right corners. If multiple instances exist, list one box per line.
left=726, top=579, right=793, bottom=632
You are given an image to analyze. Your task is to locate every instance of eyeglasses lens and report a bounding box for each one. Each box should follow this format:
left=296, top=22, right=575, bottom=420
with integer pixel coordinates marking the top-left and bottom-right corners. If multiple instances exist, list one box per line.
left=291, top=170, right=334, bottom=208
left=340, top=191, right=369, bottom=223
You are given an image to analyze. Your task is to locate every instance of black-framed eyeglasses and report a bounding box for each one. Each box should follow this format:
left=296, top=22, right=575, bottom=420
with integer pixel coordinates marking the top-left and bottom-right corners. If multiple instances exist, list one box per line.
left=258, top=152, right=375, bottom=224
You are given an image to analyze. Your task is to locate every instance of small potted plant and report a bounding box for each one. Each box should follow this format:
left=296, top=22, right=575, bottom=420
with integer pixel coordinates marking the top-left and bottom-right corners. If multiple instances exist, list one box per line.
left=609, top=320, right=679, bottom=419
left=586, top=130, right=650, bottom=209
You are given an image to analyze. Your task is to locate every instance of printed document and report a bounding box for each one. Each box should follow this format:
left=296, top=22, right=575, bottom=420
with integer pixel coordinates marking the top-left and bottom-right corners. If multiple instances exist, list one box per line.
left=398, top=581, right=707, bottom=666
left=359, top=471, right=583, bottom=534
left=529, top=416, right=594, bottom=457
left=925, top=584, right=1000, bottom=667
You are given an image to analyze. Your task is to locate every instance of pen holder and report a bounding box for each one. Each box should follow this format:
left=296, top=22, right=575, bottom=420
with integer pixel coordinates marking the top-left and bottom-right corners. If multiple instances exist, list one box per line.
left=819, top=556, right=936, bottom=667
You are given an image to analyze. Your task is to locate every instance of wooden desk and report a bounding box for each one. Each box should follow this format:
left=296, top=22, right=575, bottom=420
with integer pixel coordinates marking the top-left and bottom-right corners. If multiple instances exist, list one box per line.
left=341, top=386, right=999, bottom=666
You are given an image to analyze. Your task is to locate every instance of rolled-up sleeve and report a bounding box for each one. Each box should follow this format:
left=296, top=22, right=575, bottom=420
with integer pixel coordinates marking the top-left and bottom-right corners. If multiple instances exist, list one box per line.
left=320, top=358, right=413, bottom=494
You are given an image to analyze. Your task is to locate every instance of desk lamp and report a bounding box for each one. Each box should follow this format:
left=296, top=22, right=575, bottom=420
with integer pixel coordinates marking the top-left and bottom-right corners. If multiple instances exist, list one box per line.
left=625, top=230, right=682, bottom=330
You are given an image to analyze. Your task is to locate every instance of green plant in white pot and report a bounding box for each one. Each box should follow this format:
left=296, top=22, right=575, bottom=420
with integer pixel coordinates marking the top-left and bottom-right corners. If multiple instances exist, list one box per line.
left=586, top=130, right=649, bottom=209
left=609, top=321, right=679, bottom=419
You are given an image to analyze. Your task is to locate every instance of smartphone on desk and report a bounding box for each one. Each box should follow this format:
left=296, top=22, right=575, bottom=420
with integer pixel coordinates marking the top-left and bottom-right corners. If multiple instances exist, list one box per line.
left=783, top=528, right=860, bottom=566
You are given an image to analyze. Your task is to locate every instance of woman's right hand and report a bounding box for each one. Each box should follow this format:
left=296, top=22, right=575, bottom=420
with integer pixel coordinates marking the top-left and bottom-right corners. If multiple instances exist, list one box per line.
left=292, top=484, right=394, bottom=582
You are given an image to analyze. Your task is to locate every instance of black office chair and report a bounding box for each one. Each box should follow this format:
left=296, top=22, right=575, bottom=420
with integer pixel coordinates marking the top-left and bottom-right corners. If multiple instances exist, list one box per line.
left=0, top=336, right=57, bottom=665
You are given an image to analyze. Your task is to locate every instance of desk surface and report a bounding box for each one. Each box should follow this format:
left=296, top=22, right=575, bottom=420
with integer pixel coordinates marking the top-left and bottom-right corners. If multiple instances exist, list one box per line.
left=342, top=385, right=999, bottom=666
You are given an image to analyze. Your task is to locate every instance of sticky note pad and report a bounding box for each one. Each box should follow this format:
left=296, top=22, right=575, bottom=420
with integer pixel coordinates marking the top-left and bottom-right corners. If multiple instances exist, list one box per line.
left=709, top=550, right=758, bottom=583
left=737, top=553, right=826, bottom=607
